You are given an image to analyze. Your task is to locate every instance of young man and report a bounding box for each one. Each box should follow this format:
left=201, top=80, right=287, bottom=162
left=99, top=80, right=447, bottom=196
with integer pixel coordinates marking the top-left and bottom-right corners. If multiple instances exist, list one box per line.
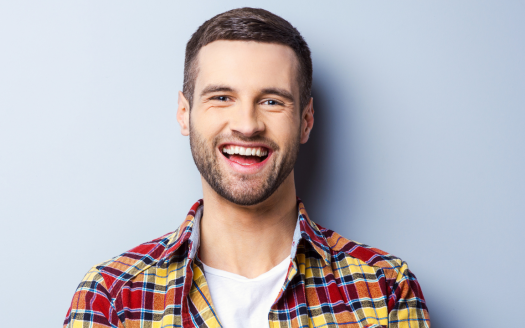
left=64, top=8, right=430, bottom=328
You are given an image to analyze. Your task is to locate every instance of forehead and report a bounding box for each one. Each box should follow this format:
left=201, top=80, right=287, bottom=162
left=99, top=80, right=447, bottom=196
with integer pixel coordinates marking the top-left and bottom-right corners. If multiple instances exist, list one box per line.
left=194, top=40, right=299, bottom=94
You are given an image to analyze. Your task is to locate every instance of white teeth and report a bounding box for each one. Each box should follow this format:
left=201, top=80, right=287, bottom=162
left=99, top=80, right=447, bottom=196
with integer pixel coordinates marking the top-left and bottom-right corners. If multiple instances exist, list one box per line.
left=222, top=146, right=269, bottom=157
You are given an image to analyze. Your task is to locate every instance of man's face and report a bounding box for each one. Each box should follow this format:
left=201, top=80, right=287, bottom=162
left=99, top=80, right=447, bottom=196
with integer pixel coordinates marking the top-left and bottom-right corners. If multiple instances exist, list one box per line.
left=179, top=41, right=312, bottom=206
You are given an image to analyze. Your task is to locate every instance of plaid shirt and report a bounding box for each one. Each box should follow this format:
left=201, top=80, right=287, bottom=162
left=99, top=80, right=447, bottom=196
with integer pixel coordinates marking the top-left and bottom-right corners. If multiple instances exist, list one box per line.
left=64, top=199, right=430, bottom=328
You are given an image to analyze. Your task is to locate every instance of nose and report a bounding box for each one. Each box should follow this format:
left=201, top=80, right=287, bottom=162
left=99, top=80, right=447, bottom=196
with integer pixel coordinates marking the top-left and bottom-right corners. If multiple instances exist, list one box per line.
left=228, top=102, right=265, bottom=137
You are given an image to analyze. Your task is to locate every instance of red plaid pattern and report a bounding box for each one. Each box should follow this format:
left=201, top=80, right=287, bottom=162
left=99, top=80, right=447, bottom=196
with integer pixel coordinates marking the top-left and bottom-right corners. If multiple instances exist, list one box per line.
left=64, top=199, right=430, bottom=327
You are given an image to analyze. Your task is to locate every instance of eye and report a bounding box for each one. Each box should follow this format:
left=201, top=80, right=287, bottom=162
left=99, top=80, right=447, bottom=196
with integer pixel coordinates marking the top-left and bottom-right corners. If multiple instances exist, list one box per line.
left=262, top=99, right=281, bottom=106
left=213, top=96, right=229, bottom=101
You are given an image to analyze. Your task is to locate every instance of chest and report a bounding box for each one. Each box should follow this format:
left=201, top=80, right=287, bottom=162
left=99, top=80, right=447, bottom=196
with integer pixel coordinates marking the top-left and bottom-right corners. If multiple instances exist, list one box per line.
left=116, top=257, right=390, bottom=328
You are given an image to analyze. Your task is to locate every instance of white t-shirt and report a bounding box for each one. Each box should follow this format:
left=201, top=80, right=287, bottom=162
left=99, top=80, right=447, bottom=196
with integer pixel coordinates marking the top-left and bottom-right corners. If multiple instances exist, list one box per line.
left=201, top=256, right=291, bottom=328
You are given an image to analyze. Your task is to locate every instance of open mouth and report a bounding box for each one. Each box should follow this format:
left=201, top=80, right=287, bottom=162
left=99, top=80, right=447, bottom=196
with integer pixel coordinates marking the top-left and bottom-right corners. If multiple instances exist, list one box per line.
left=221, top=145, right=270, bottom=166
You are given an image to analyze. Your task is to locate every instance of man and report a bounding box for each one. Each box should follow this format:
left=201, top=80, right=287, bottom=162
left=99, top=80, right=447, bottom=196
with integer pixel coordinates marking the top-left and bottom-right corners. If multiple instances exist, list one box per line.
left=64, top=7, right=430, bottom=328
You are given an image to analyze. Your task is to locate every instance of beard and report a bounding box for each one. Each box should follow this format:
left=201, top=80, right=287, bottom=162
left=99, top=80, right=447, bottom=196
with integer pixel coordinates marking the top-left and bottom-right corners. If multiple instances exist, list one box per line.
left=189, top=120, right=300, bottom=206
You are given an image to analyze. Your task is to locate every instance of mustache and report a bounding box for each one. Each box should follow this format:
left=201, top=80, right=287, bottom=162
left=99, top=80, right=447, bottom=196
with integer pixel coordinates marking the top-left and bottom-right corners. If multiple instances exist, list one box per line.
left=212, top=131, right=280, bottom=151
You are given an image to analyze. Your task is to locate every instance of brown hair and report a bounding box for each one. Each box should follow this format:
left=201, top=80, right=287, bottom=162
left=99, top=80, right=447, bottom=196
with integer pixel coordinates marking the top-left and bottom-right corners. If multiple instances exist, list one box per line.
left=183, top=7, right=312, bottom=111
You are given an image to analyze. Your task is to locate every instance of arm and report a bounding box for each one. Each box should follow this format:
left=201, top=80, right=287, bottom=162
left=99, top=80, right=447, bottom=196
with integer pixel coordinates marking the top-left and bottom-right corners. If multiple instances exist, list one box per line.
left=387, top=262, right=430, bottom=328
left=63, top=266, right=121, bottom=328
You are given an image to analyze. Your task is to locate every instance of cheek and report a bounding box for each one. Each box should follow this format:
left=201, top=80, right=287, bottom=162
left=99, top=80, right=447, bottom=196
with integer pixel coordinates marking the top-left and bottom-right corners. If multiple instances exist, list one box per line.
left=264, top=114, right=301, bottom=145
left=191, top=109, right=229, bottom=139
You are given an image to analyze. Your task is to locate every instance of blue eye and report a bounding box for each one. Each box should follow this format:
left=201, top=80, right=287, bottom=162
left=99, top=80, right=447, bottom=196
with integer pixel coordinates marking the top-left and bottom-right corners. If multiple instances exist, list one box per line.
left=216, top=96, right=228, bottom=101
left=264, top=100, right=280, bottom=106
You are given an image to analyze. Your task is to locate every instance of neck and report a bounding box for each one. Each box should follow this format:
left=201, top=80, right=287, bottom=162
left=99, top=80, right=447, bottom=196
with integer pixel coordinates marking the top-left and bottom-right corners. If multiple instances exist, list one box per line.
left=199, top=171, right=297, bottom=279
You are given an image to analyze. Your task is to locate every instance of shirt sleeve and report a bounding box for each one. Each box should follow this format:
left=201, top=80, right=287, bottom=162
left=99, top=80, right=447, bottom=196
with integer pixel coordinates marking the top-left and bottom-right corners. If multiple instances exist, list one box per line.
left=63, top=266, right=122, bottom=328
left=387, top=261, right=430, bottom=327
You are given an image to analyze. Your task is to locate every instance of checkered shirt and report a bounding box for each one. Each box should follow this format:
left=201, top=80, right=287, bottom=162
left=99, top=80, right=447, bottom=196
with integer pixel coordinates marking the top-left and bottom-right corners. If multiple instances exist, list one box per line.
left=64, top=199, right=430, bottom=327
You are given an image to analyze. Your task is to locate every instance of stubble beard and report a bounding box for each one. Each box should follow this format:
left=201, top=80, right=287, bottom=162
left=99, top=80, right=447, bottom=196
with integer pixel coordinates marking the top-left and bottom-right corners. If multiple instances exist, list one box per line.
left=189, top=121, right=300, bottom=206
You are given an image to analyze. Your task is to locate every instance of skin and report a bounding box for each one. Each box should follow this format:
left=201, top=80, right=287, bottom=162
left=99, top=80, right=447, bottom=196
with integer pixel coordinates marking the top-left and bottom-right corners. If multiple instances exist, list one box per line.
left=177, top=40, right=314, bottom=278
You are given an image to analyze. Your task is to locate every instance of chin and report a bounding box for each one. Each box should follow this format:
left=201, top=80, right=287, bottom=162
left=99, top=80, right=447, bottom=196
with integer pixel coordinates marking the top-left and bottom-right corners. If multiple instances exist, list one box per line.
left=222, top=181, right=272, bottom=205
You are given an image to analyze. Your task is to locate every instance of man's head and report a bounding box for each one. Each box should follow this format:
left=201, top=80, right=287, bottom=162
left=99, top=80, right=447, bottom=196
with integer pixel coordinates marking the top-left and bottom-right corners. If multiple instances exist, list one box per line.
left=183, top=7, right=312, bottom=112
left=177, top=8, right=314, bottom=206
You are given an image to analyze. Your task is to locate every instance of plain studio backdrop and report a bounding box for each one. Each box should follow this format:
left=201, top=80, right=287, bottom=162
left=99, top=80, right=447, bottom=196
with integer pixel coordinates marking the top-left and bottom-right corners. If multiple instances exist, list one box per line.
left=1, top=1, right=524, bottom=327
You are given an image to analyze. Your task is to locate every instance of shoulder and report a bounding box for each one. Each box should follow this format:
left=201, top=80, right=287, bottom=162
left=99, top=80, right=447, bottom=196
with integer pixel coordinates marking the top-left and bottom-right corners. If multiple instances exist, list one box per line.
left=317, top=223, right=405, bottom=273
left=65, top=227, right=192, bottom=325
left=80, top=229, right=182, bottom=295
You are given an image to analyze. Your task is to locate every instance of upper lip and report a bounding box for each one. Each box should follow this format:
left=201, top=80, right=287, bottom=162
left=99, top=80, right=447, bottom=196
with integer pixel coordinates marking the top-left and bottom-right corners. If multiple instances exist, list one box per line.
left=218, top=142, right=272, bottom=151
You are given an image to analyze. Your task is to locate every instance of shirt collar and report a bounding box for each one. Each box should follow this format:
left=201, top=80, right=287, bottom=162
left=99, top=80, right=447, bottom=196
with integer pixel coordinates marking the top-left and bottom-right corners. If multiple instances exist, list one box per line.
left=160, top=199, right=331, bottom=266
left=296, top=200, right=332, bottom=265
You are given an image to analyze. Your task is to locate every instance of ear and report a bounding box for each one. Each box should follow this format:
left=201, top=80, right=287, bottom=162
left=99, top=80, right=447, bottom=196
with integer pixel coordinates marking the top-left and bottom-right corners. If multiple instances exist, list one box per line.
left=300, top=97, right=314, bottom=144
left=177, top=91, right=190, bottom=136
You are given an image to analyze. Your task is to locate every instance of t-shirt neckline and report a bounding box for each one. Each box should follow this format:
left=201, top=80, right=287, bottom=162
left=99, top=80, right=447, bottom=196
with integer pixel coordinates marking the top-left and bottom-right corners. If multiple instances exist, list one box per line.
left=201, top=256, right=291, bottom=282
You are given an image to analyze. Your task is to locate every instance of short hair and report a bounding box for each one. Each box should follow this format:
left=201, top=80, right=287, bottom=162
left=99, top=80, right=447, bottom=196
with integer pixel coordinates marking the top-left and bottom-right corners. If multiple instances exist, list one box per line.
left=183, top=7, right=312, bottom=111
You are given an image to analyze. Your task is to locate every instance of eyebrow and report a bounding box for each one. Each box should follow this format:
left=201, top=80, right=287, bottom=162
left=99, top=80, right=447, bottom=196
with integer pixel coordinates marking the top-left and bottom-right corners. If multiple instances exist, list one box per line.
left=260, top=88, right=295, bottom=103
left=200, top=85, right=235, bottom=98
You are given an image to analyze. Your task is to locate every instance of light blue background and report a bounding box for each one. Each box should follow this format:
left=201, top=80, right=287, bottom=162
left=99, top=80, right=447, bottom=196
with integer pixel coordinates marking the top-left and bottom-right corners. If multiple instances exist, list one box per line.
left=1, top=1, right=524, bottom=327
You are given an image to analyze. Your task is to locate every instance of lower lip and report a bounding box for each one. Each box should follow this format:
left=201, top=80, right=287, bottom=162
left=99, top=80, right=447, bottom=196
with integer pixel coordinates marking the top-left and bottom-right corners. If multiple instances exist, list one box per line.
left=219, top=150, right=272, bottom=174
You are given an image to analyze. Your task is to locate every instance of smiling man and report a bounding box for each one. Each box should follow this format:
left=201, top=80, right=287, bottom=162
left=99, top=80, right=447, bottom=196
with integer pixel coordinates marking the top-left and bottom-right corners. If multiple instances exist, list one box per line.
left=64, top=8, right=430, bottom=328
